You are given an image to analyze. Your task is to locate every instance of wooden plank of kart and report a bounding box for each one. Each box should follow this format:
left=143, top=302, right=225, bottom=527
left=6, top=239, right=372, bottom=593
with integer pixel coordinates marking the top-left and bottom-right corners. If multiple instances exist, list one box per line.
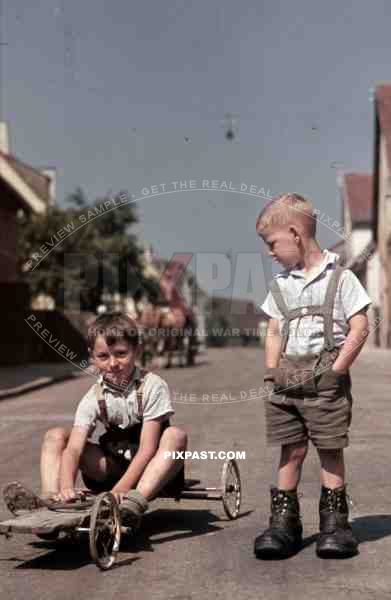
left=0, top=459, right=241, bottom=571
left=0, top=507, right=90, bottom=534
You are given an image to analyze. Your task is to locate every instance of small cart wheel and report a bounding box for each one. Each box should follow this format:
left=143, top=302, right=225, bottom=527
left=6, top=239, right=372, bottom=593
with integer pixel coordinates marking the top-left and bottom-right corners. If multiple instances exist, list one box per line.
left=89, top=492, right=121, bottom=570
left=221, top=459, right=241, bottom=519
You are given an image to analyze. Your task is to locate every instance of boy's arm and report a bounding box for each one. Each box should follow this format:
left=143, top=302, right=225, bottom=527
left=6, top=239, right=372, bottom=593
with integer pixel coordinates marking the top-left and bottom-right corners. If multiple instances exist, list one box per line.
left=332, top=309, right=369, bottom=374
left=332, top=269, right=372, bottom=374
left=59, top=426, right=90, bottom=501
left=264, top=318, right=283, bottom=373
left=111, top=419, right=163, bottom=494
left=260, top=287, right=285, bottom=375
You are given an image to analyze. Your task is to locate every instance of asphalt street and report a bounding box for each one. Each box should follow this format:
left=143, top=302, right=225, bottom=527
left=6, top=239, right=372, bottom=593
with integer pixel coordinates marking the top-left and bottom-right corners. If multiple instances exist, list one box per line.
left=0, top=346, right=390, bottom=600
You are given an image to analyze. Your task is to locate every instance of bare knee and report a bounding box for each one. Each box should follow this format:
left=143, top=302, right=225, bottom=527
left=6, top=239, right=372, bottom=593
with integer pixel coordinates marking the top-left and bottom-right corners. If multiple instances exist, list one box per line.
left=43, top=427, right=68, bottom=450
left=161, top=426, right=187, bottom=451
left=281, top=442, right=308, bottom=465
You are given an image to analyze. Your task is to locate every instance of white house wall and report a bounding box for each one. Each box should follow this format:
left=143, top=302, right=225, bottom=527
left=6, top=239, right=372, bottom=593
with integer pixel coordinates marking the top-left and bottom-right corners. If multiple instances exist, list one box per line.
left=351, top=229, right=371, bottom=258
left=378, top=134, right=391, bottom=347
left=366, top=251, right=381, bottom=346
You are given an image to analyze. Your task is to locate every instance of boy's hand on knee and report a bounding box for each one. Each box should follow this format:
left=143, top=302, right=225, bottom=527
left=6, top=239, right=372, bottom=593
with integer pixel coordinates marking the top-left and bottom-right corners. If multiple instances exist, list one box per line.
left=111, top=491, right=128, bottom=504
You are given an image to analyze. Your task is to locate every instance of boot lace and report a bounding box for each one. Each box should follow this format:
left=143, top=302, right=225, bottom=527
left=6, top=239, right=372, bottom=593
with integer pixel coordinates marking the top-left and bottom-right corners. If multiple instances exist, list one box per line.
left=323, top=488, right=349, bottom=513
left=270, top=492, right=298, bottom=528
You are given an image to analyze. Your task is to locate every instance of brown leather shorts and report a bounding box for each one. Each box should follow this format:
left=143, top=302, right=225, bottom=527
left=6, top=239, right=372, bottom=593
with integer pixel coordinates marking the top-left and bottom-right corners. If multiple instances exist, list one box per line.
left=82, top=458, right=185, bottom=497
left=264, top=350, right=353, bottom=449
left=81, top=420, right=185, bottom=497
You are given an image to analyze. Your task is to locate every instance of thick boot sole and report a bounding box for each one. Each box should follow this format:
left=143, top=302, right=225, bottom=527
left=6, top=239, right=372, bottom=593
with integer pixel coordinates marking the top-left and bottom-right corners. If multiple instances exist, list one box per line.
left=316, top=539, right=358, bottom=559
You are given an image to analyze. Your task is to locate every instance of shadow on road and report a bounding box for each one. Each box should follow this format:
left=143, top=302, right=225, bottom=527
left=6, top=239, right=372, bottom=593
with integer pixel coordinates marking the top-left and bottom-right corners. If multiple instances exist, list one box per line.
left=123, top=507, right=224, bottom=552
left=10, top=538, right=141, bottom=571
left=352, top=514, right=391, bottom=543
left=3, top=506, right=236, bottom=571
left=13, top=540, right=99, bottom=571
left=301, top=533, right=318, bottom=549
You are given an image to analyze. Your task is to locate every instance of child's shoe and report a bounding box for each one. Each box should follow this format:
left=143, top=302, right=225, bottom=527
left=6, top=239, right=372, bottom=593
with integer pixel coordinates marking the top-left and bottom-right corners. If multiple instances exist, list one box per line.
left=316, top=485, right=358, bottom=558
left=120, top=490, right=148, bottom=530
left=254, top=487, right=303, bottom=559
left=3, top=481, right=46, bottom=515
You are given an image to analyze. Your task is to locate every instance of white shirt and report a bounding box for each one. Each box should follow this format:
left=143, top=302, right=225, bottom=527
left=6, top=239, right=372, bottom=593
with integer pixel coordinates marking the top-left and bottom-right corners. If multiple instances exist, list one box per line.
left=261, top=250, right=372, bottom=355
left=74, top=367, right=174, bottom=435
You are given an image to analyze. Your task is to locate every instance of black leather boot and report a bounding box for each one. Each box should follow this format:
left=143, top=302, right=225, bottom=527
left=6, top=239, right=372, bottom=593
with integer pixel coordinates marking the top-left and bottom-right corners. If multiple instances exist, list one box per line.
left=254, top=487, right=303, bottom=559
left=316, top=485, right=358, bottom=558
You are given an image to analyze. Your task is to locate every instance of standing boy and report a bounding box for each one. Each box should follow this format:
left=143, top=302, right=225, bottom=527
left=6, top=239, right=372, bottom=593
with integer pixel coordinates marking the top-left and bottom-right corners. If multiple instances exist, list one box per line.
left=254, top=194, right=371, bottom=559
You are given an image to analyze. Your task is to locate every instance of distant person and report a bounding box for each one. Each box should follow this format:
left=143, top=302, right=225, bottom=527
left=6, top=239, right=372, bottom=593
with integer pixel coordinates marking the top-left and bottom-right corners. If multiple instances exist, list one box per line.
left=254, top=193, right=371, bottom=559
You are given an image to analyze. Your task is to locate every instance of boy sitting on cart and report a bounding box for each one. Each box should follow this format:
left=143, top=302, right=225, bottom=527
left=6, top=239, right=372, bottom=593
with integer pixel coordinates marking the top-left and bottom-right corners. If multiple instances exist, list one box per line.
left=6, top=312, right=187, bottom=525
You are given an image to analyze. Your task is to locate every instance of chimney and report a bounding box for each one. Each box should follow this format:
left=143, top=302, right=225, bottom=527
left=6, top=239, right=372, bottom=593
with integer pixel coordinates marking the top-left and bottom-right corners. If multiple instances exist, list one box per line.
left=40, top=167, right=57, bottom=206
left=0, top=122, right=9, bottom=153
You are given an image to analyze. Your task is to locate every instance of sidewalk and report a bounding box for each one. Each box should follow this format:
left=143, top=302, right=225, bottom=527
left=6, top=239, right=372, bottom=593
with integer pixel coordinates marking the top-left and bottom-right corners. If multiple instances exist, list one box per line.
left=0, top=361, right=86, bottom=400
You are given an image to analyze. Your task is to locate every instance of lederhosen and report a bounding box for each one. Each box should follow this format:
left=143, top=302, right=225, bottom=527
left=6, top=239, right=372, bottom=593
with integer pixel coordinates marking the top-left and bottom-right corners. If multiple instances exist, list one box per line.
left=82, top=370, right=184, bottom=495
left=268, top=263, right=352, bottom=397
left=97, top=369, right=150, bottom=464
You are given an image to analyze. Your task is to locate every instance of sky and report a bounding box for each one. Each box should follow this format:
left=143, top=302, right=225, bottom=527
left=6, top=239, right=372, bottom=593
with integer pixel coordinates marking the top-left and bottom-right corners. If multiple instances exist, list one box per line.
left=1, top=0, right=390, bottom=301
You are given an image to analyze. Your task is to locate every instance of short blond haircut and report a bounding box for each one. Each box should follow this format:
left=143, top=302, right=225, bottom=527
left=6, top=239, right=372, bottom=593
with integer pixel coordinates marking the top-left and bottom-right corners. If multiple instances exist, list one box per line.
left=256, top=193, right=317, bottom=238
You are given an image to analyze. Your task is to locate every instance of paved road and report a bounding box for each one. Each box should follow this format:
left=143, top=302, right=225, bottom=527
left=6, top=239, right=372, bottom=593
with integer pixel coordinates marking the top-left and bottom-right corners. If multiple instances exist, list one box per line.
left=0, top=347, right=391, bottom=600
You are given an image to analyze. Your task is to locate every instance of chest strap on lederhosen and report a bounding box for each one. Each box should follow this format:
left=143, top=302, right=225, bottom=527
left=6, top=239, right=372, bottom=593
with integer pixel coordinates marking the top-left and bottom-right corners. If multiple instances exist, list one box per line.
left=269, top=264, right=345, bottom=354
left=96, top=369, right=150, bottom=428
left=96, top=381, right=110, bottom=429
left=135, top=368, right=149, bottom=419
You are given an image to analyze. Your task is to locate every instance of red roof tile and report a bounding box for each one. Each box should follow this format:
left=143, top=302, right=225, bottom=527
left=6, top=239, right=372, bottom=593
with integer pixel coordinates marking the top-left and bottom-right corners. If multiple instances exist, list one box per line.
left=0, top=150, right=50, bottom=205
left=376, top=84, right=391, bottom=169
left=343, top=172, right=373, bottom=225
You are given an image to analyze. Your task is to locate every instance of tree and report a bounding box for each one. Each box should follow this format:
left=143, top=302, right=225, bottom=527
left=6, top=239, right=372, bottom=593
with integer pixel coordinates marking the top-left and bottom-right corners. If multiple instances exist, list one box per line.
left=17, top=187, right=157, bottom=311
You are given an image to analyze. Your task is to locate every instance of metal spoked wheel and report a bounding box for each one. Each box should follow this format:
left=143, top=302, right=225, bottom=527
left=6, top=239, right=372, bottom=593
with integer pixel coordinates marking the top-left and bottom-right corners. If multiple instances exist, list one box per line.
left=89, top=492, right=121, bottom=570
left=221, top=459, right=241, bottom=519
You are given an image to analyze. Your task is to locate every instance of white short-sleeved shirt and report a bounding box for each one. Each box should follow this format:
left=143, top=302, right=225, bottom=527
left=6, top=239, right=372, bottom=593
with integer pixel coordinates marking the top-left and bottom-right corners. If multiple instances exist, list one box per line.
left=74, top=367, right=174, bottom=435
left=261, top=250, right=372, bottom=355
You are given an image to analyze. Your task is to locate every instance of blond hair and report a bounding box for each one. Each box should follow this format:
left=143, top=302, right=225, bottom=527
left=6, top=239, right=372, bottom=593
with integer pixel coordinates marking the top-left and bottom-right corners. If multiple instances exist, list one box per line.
left=256, top=193, right=317, bottom=238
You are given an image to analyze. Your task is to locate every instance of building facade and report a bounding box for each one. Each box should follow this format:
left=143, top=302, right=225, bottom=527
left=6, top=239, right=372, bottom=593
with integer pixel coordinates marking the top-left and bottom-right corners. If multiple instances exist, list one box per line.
left=373, top=84, right=391, bottom=347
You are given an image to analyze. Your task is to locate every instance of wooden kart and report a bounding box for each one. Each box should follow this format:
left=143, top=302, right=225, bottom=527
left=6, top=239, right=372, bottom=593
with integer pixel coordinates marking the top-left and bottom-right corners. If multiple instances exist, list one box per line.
left=0, top=458, right=241, bottom=571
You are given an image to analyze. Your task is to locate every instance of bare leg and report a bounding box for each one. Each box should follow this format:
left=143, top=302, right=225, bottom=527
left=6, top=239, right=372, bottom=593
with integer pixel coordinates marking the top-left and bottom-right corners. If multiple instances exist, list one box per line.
left=40, top=427, right=69, bottom=497
left=277, top=441, right=308, bottom=490
left=40, top=427, right=120, bottom=497
left=317, top=448, right=345, bottom=489
left=136, top=426, right=187, bottom=500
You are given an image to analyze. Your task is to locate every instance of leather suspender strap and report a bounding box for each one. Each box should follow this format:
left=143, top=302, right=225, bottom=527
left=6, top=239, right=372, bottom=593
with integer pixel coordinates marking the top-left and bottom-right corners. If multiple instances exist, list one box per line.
left=97, top=370, right=149, bottom=426
left=269, top=279, right=289, bottom=318
left=287, top=305, right=324, bottom=321
left=136, top=369, right=149, bottom=419
left=322, top=265, right=345, bottom=351
left=269, top=280, right=291, bottom=353
left=96, top=382, right=110, bottom=429
left=269, top=263, right=345, bottom=354
left=269, top=280, right=290, bottom=353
